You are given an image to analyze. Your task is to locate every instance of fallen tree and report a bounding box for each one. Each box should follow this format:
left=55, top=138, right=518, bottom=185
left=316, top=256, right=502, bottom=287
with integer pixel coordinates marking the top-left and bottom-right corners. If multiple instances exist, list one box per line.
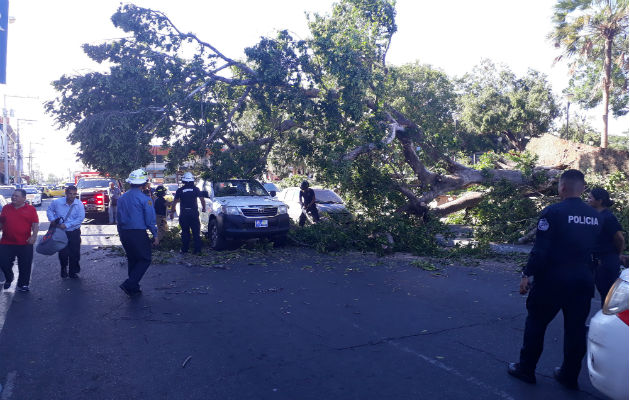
left=46, top=1, right=563, bottom=219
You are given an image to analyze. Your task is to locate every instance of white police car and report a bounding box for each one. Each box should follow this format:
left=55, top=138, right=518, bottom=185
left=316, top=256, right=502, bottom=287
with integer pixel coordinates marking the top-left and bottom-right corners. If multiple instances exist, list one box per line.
left=587, top=268, right=629, bottom=400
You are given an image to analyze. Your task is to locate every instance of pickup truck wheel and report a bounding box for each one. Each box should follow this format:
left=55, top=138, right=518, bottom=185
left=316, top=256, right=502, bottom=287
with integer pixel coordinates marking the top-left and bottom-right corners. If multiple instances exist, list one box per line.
left=209, top=219, right=226, bottom=250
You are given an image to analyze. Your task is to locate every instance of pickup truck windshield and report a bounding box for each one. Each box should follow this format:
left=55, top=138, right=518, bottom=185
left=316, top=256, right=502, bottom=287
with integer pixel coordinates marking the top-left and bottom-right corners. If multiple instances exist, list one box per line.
left=213, top=180, right=269, bottom=197
left=77, top=179, right=115, bottom=189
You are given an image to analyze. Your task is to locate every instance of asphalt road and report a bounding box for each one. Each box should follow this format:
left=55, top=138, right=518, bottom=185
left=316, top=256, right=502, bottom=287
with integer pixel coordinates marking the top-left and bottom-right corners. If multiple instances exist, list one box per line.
left=0, top=199, right=609, bottom=400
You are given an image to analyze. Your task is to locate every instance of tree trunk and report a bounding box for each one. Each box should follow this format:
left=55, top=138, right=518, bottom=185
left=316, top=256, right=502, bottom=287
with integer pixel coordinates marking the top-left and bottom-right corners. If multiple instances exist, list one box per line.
left=601, top=35, right=613, bottom=149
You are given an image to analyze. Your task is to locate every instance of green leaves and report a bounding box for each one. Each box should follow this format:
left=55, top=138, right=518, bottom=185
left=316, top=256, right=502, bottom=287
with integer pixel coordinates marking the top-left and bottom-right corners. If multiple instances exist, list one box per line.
left=457, top=60, right=559, bottom=151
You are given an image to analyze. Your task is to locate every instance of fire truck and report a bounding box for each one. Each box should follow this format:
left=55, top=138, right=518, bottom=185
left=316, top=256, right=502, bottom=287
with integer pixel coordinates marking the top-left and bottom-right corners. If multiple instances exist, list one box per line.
left=74, top=172, right=122, bottom=222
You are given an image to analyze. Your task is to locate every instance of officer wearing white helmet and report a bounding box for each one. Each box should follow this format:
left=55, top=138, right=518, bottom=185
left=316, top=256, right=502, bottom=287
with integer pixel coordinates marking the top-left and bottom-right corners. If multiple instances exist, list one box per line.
left=116, top=169, right=158, bottom=297
left=170, top=172, right=206, bottom=254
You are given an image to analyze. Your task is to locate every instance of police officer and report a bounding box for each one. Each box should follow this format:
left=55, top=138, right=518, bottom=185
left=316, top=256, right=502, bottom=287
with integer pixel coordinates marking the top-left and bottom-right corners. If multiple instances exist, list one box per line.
left=508, top=169, right=601, bottom=390
left=587, top=187, right=626, bottom=306
left=117, top=169, right=159, bottom=297
left=169, top=172, right=206, bottom=254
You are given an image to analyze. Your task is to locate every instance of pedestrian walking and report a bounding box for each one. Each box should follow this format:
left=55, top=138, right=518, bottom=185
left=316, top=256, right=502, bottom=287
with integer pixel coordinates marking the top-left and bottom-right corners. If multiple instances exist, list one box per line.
left=0, top=189, right=40, bottom=292
left=169, top=172, right=206, bottom=254
left=107, top=181, right=122, bottom=224
left=298, top=180, right=319, bottom=227
left=587, top=187, right=626, bottom=306
left=154, top=185, right=169, bottom=243
left=508, top=169, right=601, bottom=390
left=117, top=169, right=159, bottom=297
left=46, top=185, right=86, bottom=279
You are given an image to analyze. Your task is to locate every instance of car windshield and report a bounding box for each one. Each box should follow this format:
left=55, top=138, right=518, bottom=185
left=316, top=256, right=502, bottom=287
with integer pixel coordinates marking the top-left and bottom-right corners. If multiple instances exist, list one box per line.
left=166, top=184, right=179, bottom=192
left=213, top=180, right=269, bottom=197
left=263, top=183, right=279, bottom=193
left=77, top=179, right=114, bottom=189
left=314, top=189, right=343, bottom=204
left=24, top=188, right=39, bottom=194
left=0, top=188, right=15, bottom=197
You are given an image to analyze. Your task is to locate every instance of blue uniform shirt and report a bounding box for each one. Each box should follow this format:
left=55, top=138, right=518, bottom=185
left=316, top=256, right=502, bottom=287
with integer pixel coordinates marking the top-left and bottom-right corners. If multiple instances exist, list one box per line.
left=524, top=197, right=602, bottom=294
left=46, top=197, right=85, bottom=232
left=117, top=188, right=158, bottom=236
left=595, top=209, right=623, bottom=255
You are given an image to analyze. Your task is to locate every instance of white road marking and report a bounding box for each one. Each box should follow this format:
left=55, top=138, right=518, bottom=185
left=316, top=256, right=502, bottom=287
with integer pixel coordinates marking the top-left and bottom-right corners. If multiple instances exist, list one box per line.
left=350, top=321, right=516, bottom=400
left=387, top=340, right=516, bottom=400
left=0, top=265, right=17, bottom=334
left=0, top=371, right=17, bottom=400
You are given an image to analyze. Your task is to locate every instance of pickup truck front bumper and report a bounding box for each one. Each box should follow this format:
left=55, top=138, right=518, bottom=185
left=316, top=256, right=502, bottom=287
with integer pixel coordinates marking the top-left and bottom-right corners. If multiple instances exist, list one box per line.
left=217, top=213, right=290, bottom=239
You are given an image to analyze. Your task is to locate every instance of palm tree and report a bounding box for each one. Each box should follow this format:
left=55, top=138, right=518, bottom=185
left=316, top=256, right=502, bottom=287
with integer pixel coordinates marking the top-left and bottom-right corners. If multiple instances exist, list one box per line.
left=549, top=0, right=629, bottom=148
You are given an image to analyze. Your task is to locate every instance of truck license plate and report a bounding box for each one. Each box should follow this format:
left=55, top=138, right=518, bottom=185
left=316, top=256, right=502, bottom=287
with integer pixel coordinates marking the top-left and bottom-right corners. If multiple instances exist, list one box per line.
left=255, top=220, right=268, bottom=228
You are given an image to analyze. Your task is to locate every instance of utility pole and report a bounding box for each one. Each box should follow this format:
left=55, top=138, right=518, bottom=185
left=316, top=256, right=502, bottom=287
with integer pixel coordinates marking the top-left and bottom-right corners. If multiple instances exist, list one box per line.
left=27, top=140, right=33, bottom=179
left=16, top=118, right=35, bottom=185
left=2, top=94, right=9, bottom=184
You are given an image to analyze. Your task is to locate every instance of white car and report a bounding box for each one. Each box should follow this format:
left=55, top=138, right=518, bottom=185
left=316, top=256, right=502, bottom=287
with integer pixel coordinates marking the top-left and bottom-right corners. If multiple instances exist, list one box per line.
left=24, top=187, right=42, bottom=207
left=587, top=268, right=629, bottom=400
left=278, top=187, right=352, bottom=224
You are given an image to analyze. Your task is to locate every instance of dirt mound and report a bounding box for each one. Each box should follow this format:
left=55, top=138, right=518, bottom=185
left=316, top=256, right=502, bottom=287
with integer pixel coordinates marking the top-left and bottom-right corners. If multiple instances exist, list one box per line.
left=526, top=134, right=628, bottom=175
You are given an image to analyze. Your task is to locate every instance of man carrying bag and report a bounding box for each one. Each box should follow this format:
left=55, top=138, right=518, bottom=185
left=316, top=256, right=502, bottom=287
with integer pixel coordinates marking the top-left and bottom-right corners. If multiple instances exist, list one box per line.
left=43, top=186, right=85, bottom=278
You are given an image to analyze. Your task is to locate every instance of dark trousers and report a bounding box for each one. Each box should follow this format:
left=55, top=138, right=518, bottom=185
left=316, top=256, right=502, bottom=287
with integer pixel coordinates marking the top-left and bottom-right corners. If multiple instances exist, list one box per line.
left=0, top=244, right=34, bottom=287
left=59, top=229, right=81, bottom=274
left=179, top=211, right=201, bottom=253
left=299, top=205, right=320, bottom=227
left=594, top=253, right=620, bottom=306
left=119, top=229, right=152, bottom=291
left=519, top=286, right=591, bottom=381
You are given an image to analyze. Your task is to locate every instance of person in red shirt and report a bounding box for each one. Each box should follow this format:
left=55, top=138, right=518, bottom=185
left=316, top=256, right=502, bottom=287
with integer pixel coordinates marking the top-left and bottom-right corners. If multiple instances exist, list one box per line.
left=0, top=189, right=40, bottom=292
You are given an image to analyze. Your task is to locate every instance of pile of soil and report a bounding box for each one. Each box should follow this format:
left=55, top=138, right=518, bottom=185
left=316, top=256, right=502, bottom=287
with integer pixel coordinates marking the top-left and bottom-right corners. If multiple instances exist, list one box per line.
left=526, top=134, right=628, bottom=175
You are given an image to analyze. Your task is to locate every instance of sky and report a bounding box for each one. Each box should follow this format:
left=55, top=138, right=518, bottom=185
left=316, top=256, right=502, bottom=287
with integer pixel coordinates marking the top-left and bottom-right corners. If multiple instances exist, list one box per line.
left=0, top=0, right=626, bottom=179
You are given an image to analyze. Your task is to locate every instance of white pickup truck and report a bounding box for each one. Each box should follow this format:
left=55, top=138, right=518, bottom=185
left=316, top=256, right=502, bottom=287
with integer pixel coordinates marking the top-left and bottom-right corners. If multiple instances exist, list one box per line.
left=198, top=179, right=289, bottom=250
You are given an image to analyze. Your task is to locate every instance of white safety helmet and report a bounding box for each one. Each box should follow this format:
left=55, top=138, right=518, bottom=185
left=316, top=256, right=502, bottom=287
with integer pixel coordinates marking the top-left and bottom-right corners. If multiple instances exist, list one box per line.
left=181, top=172, right=195, bottom=182
left=126, top=169, right=149, bottom=184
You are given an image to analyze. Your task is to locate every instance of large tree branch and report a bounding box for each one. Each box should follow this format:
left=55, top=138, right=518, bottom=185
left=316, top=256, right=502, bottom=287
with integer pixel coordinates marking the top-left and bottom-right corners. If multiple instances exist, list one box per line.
left=144, top=8, right=257, bottom=77
left=397, top=133, right=437, bottom=185
left=342, top=115, right=402, bottom=161
left=430, top=192, right=485, bottom=217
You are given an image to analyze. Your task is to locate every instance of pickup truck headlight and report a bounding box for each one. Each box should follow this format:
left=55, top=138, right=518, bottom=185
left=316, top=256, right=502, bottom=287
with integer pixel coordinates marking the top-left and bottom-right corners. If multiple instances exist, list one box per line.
left=277, top=205, right=288, bottom=214
left=222, top=206, right=240, bottom=215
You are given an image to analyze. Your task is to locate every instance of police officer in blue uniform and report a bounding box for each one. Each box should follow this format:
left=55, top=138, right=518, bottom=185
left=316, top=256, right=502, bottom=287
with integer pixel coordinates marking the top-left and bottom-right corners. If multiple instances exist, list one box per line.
left=117, top=169, right=158, bottom=297
left=170, top=172, right=205, bottom=254
left=508, top=169, right=601, bottom=390
left=587, top=187, right=626, bottom=306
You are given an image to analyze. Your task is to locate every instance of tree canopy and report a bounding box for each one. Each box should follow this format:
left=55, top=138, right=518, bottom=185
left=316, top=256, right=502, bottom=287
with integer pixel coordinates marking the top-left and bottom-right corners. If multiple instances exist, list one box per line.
left=46, top=0, right=562, bottom=218
left=457, top=60, right=559, bottom=152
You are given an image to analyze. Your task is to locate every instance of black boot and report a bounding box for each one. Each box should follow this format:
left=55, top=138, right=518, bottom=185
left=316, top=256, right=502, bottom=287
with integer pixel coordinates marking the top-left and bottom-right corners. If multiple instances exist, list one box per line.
left=60, top=266, right=68, bottom=278
left=553, top=367, right=579, bottom=390
left=507, top=362, right=536, bottom=384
